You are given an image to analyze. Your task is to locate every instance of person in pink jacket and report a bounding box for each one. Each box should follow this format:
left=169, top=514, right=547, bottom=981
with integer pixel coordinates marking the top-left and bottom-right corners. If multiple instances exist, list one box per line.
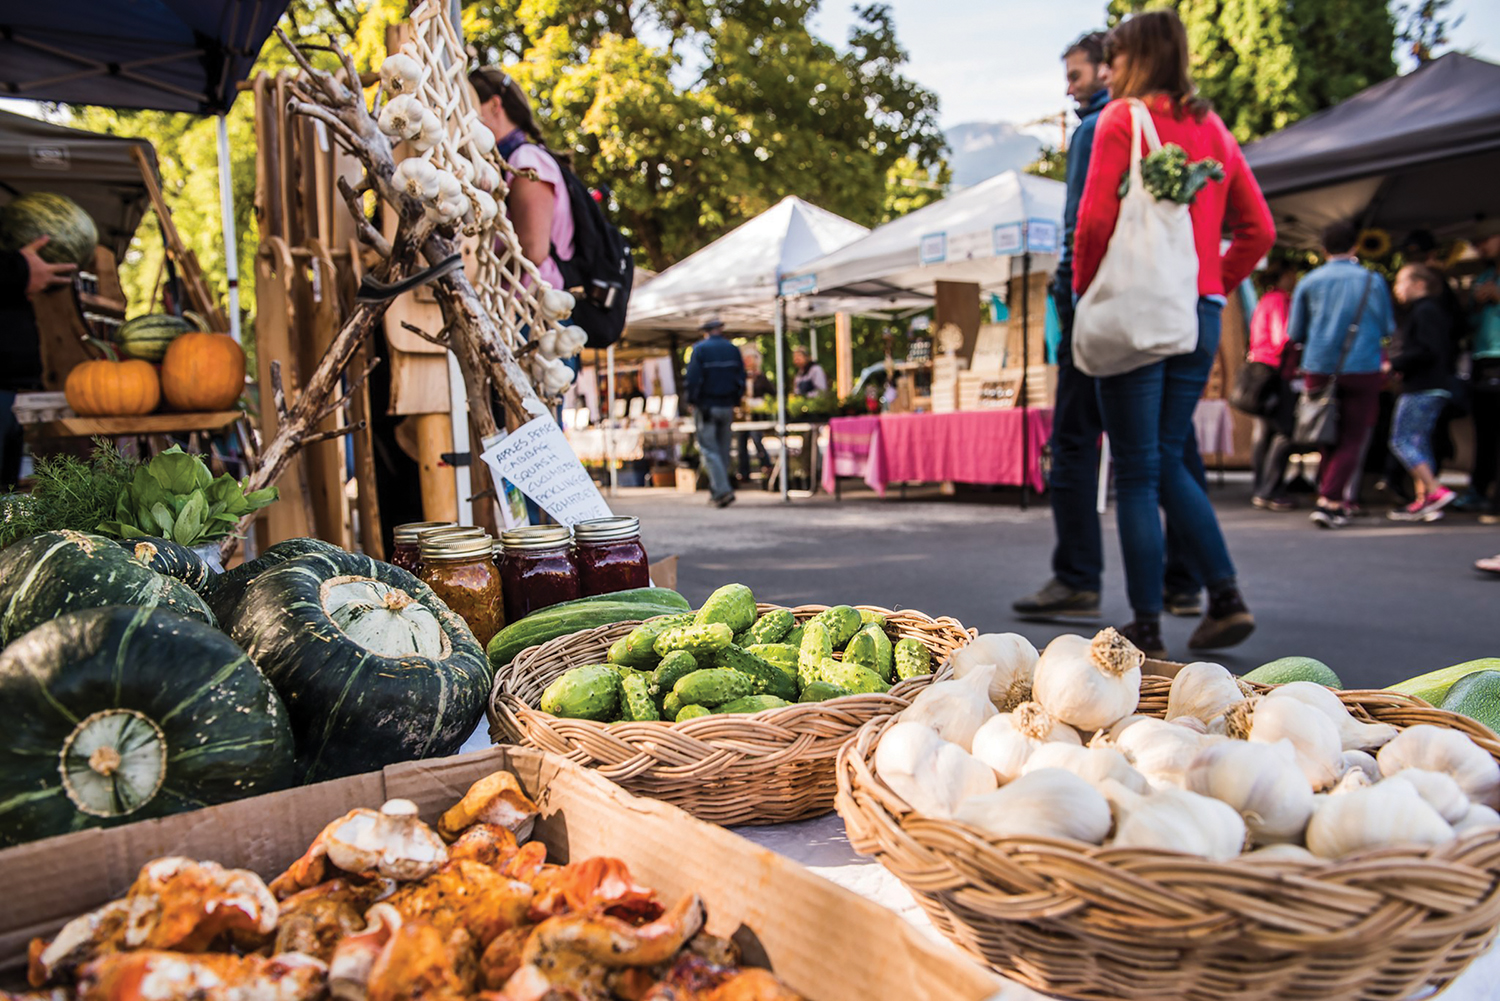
left=1248, top=263, right=1300, bottom=510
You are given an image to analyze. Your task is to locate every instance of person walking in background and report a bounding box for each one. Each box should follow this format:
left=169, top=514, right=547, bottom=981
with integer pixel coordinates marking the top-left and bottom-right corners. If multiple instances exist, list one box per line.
left=1072, top=10, right=1275, bottom=657
left=1385, top=263, right=1457, bottom=522
left=685, top=318, right=745, bottom=508
left=1460, top=231, right=1500, bottom=525
left=1248, top=262, right=1301, bottom=511
left=1013, top=28, right=1207, bottom=624
left=1286, top=220, right=1395, bottom=529
left=737, top=345, right=773, bottom=482
left=791, top=346, right=828, bottom=396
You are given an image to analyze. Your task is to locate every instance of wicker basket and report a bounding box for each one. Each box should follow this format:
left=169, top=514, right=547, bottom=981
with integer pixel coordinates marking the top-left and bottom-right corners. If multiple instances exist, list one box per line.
left=489, top=603, right=974, bottom=826
left=836, top=677, right=1500, bottom=1001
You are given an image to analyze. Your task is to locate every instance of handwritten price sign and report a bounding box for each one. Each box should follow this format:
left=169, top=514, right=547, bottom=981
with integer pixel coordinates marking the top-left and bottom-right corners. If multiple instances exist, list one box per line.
left=479, top=417, right=612, bottom=526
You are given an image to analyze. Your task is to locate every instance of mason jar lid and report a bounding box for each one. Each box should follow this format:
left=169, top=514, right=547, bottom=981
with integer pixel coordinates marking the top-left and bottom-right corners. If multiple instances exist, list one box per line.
left=421, top=531, right=495, bottom=561
left=394, top=520, right=456, bottom=544
left=573, top=516, right=641, bottom=543
left=499, top=525, right=573, bottom=552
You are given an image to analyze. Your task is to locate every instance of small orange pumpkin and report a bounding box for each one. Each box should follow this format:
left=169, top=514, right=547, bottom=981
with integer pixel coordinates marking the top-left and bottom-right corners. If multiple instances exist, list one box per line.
left=160, top=332, right=246, bottom=412
left=64, top=357, right=161, bottom=416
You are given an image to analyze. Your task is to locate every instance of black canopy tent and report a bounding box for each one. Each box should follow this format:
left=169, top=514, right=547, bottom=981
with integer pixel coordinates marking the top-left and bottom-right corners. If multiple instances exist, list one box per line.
left=0, top=109, right=159, bottom=261
left=1243, top=53, right=1500, bottom=247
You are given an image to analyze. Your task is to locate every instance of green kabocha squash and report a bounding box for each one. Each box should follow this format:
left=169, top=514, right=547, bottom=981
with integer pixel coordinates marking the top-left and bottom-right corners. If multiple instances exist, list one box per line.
left=230, top=549, right=491, bottom=782
left=0, top=530, right=214, bottom=645
left=0, top=606, right=296, bottom=847
left=204, top=537, right=344, bottom=625
left=117, top=536, right=213, bottom=593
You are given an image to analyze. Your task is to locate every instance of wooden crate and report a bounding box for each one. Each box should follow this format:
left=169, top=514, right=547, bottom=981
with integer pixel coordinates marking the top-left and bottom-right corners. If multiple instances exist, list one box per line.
left=930, top=355, right=963, bottom=413
left=957, top=365, right=1055, bottom=411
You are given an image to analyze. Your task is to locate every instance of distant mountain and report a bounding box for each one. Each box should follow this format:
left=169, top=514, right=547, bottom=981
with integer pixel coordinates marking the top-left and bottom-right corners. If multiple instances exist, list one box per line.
left=944, top=121, right=1045, bottom=188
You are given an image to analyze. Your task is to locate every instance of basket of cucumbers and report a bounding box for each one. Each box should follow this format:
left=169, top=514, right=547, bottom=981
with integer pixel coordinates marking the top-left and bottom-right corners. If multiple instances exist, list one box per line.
left=488, top=583, right=975, bottom=825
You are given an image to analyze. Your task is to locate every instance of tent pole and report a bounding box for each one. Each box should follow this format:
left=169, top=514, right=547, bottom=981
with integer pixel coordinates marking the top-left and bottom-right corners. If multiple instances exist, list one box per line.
left=1019, top=251, right=1031, bottom=512
left=215, top=113, right=240, bottom=343
left=606, top=345, right=618, bottom=496
left=775, top=297, right=790, bottom=502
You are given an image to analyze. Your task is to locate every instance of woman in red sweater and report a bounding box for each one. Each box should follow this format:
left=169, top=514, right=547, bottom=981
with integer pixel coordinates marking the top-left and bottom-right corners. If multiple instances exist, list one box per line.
left=1073, top=10, right=1275, bottom=657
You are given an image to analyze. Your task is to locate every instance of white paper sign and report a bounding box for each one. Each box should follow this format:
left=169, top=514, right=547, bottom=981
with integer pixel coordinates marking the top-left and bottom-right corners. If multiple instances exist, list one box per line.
left=478, top=417, right=612, bottom=526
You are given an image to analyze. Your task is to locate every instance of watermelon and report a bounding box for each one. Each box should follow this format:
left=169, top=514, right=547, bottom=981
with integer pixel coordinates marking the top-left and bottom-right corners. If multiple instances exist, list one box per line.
left=228, top=549, right=491, bottom=782
left=0, top=530, right=214, bottom=645
left=0, top=191, right=98, bottom=269
left=0, top=605, right=296, bottom=847
left=118, top=314, right=193, bottom=363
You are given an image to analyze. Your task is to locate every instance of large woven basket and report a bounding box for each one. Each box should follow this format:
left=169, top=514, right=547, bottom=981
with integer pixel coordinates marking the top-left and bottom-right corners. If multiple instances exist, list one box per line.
left=490, top=603, right=974, bottom=826
left=836, top=677, right=1500, bottom=1001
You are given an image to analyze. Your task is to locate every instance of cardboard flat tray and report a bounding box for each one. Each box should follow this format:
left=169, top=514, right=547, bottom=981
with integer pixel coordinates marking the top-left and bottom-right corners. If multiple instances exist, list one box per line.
left=0, top=746, right=1001, bottom=1001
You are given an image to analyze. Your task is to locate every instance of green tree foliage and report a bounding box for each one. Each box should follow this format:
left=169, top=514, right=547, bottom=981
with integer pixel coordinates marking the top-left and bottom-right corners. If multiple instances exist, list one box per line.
left=466, top=0, right=947, bottom=269
left=883, top=156, right=951, bottom=222
left=1025, top=146, right=1068, bottom=183
left=1106, top=0, right=1396, bottom=142
left=1396, top=0, right=1461, bottom=65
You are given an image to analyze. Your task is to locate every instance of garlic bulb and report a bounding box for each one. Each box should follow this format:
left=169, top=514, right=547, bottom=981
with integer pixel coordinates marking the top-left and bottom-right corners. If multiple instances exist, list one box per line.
left=413, top=110, right=445, bottom=153
left=471, top=188, right=498, bottom=224
left=557, top=325, right=589, bottom=356
left=377, top=95, right=426, bottom=140
left=1454, top=803, right=1500, bottom=835
left=874, top=721, right=997, bottom=818
left=434, top=170, right=463, bottom=202
left=1102, top=781, right=1246, bottom=860
left=1170, top=716, right=1210, bottom=735
left=951, top=633, right=1039, bottom=711
left=1031, top=628, right=1142, bottom=732
left=1379, top=725, right=1500, bottom=807
left=449, top=157, right=475, bottom=183
left=469, top=126, right=496, bottom=155
left=970, top=702, right=1080, bottom=783
left=1263, top=682, right=1398, bottom=751
left=473, top=158, right=501, bottom=193
left=540, top=287, right=577, bottom=322
left=1100, top=715, right=1150, bottom=742
left=899, top=666, right=997, bottom=752
left=1021, top=742, right=1148, bottom=794
left=1240, top=843, right=1319, bottom=865
left=1386, top=768, right=1469, bottom=824
left=537, top=328, right=562, bottom=360
left=1166, top=662, right=1248, bottom=725
left=1329, top=768, right=1372, bottom=795
left=1237, top=695, right=1344, bottom=791
left=1305, top=779, right=1453, bottom=858
left=953, top=768, right=1111, bottom=844
left=393, top=157, right=441, bottom=201
left=380, top=53, right=424, bottom=96
left=1100, top=717, right=1216, bottom=790
left=1185, top=739, right=1312, bottom=844
left=1341, top=749, right=1379, bottom=782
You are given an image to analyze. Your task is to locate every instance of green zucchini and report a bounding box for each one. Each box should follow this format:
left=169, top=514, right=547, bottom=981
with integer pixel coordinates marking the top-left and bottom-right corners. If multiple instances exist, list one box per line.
left=1439, top=671, right=1500, bottom=734
left=486, top=590, right=690, bottom=669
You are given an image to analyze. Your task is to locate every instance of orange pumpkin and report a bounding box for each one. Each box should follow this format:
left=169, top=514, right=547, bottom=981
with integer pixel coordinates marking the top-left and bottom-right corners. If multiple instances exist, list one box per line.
left=64, top=358, right=161, bottom=416
left=160, top=332, right=246, bottom=412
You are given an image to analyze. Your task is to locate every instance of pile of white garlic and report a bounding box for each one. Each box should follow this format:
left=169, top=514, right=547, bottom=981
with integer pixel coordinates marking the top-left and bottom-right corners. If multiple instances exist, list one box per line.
left=874, top=628, right=1500, bottom=861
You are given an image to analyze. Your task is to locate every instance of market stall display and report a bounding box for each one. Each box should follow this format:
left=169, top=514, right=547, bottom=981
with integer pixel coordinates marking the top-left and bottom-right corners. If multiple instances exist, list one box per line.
left=836, top=628, right=1500, bottom=1001
left=490, top=586, right=974, bottom=825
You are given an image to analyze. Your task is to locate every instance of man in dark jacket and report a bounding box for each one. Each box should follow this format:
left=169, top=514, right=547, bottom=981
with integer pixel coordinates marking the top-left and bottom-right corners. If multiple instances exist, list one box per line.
left=685, top=317, right=746, bottom=508
left=1012, top=31, right=1208, bottom=640
left=2, top=236, right=76, bottom=484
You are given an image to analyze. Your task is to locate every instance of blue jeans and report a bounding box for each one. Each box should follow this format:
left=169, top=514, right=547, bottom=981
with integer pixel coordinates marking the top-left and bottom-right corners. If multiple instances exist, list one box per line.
left=694, top=405, right=736, bottom=499
left=1097, top=299, right=1234, bottom=616
left=1049, top=288, right=1204, bottom=596
left=1389, top=392, right=1448, bottom=473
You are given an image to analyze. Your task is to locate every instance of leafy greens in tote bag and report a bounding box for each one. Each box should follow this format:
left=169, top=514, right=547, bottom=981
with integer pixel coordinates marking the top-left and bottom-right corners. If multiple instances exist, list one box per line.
left=1073, top=99, right=1201, bottom=378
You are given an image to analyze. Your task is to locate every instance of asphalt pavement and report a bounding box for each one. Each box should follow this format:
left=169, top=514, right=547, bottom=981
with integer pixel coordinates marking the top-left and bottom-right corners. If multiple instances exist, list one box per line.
left=611, top=479, right=1499, bottom=690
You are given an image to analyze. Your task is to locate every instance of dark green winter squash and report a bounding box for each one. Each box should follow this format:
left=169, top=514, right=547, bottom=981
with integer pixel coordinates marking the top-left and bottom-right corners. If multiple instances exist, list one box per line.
left=203, top=536, right=344, bottom=626
left=229, top=549, right=491, bottom=782
left=0, top=530, right=214, bottom=646
left=117, top=536, right=212, bottom=593
left=0, top=606, right=296, bottom=847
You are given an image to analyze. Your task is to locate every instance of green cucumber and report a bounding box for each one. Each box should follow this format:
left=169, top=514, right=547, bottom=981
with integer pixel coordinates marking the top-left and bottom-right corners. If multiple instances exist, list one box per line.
left=715, top=644, right=797, bottom=701
left=718, top=694, right=791, bottom=714
left=1244, top=656, right=1344, bottom=690
left=844, top=622, right=894, bottom=682
left=817, top=658, right=889, bottom=694
left=694, top=583, right=757, bottom=633
left=798, top=621, right=833, bottom=689
left=1439, top=670, right=1500, bottom=734
left=675, top=704, right=712, bottom=722
left=1387, top=659, right=1498, bottom=706
left=654, top=622, right=734, bottom=659
left=672, top=667, right=754, bottom=707
left=651, top=650, right=700, bottom=699
left=620, top=672, right=661, bottom=722
left=894, top=637, right=933, bottom=680
left=744, top=609, right=795, bottom=645
left=486, top=592, right=690, bottom=669
left=799, top=680, right=852, bottom=702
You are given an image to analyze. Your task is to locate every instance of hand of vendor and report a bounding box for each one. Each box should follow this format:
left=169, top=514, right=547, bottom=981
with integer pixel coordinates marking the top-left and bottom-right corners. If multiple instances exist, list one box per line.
left=20, top=237, right=76, bottom=295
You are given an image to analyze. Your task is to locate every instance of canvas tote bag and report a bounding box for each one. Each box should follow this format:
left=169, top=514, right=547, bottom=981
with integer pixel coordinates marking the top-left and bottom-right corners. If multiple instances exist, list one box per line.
left=1073, top=99, right=1200, bottom=378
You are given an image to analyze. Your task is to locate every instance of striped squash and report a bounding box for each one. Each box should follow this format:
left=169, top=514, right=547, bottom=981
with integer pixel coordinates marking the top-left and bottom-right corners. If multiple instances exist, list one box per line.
left=229, top=549, right=491, bottom=782
left=0, top=191, right=98, bottom=269
left=0, top=530, right=214, bottom=646
left=117, top=536, right=212, bottom=593
left=0, top=605, right=296, bottom=847
left=117, top=314, right=193, bottom=363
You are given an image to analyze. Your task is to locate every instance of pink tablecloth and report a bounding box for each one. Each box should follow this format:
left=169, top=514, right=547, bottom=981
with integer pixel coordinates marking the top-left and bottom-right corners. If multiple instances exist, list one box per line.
left=824, top=409, right=1054, bottom=496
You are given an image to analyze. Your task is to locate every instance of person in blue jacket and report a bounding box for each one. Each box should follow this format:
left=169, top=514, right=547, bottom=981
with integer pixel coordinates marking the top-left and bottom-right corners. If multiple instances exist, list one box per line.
left=685, top=317, right=746, bottom=508
left=1011, top=31, right=1210, bottom=658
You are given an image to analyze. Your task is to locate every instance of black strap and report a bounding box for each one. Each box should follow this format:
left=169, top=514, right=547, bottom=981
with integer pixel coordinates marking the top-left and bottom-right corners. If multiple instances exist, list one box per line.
left=1329, top=272, right=1377, bottom=387
left=354, top=254, right=464, bottom=303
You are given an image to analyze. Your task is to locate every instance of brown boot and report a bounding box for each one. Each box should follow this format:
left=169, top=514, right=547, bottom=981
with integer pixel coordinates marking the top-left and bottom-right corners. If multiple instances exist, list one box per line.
left=1188, top=586, right=1255, bottom=650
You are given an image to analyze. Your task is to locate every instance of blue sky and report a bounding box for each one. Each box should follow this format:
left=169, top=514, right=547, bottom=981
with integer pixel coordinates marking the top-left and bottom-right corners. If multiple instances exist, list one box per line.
left=810, top=0, right=1500, bottom=132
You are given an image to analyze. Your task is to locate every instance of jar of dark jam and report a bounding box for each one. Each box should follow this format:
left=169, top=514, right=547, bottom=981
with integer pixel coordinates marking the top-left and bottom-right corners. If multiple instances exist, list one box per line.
left=498, top=526, right=580, bottom=622
left=419, top=530, right=504, bottom=646
left=390, top=521, right=456, bottom=577
left=573, top=516, right=650, bottom=596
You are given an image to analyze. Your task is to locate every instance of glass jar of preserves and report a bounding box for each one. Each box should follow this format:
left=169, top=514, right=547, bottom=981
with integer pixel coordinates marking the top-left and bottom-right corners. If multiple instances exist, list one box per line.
left=573, top=516, right=650, bottom=597
left=390, top=521, right=456, bottom=576
left=419, top=530, right=504, bottom=646
left=498, top=526, right=580, bottom=622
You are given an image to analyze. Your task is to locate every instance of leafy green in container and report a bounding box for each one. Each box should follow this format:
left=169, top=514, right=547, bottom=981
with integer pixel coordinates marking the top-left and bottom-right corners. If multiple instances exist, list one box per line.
left=99, top=447, right=277, bottom=547
left=1119, top=144, right=1224, bottom=205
